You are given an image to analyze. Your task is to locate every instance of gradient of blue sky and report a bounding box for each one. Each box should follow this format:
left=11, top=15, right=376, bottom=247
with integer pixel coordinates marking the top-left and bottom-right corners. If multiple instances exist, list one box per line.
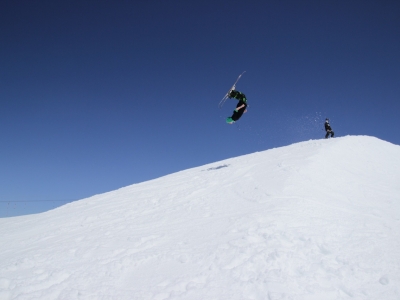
left=1, top=0, right=399, bottom=217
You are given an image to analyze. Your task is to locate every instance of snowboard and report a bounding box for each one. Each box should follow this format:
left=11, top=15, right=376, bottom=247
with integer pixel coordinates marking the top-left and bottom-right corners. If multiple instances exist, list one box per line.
left=218, top=71, right=246, bottom=108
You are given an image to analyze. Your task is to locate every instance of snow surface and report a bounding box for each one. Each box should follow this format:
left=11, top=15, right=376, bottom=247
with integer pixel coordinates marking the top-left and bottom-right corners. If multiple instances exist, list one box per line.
left=1, top=136, right=400, bottom=300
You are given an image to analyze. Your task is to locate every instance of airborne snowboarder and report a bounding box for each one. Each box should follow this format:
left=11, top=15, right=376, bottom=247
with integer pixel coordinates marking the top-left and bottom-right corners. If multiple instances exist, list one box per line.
left=324, top=118, right=334, bottom=138
left=226, top=90, right=248, bottom=124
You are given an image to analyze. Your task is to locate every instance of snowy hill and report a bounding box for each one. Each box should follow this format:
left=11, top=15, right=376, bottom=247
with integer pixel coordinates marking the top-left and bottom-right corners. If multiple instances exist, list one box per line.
left=1, top=136, right=400, bottom=300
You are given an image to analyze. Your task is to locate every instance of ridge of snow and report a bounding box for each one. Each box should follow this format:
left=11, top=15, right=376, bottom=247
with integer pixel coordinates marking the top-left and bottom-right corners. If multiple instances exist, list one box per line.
left=1, top=135, right=399, bottom=299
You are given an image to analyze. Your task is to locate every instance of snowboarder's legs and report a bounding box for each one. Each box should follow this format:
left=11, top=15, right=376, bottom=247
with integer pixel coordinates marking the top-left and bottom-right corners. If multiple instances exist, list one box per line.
left=325, top=131, right=334, bottom=138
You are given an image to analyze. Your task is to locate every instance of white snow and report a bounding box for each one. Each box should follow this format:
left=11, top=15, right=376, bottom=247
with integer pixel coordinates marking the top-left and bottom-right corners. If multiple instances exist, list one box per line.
left=1, top=135, right=400, bottom=300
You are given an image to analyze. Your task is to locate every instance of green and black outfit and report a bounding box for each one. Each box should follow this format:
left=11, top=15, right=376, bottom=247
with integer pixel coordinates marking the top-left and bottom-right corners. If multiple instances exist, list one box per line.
left=226, top=90, right=248, bottom=123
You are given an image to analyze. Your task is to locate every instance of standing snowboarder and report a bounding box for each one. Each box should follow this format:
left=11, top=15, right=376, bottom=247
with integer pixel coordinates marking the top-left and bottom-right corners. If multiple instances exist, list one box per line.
left=324, top=118, right=334, bottom=138
left=226, top=90, right=248, bottom=124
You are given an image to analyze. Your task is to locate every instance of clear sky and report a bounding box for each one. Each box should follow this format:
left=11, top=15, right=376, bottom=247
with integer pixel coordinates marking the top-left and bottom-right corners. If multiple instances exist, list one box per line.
left=1, top=0, right=399, bottom=217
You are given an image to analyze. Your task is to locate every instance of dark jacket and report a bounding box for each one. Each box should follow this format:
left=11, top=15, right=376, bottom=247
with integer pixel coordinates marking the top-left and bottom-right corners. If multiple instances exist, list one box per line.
left=325, top=121, right=332, bottom=131
left=229, top=90, right=248, bottom=121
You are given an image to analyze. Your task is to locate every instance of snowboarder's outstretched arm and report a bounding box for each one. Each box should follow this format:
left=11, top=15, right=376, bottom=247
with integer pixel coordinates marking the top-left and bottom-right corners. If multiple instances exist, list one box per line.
left=235, top=104, right=247, bottom=112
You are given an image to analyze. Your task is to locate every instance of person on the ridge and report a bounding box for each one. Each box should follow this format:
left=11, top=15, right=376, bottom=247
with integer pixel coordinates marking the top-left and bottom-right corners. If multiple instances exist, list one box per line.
left=324, top=118, right=334, bottom=138
left=226, top=90, right=248, bottom=124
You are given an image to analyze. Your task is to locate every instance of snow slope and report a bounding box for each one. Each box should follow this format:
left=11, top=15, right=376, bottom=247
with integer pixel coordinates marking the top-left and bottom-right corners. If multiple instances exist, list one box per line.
left=1, top=136, right=399, bottom=300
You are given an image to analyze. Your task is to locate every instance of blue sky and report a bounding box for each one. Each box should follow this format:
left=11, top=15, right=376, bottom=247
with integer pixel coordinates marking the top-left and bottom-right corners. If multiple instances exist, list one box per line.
left=1, top=0, right=399, bottom=217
